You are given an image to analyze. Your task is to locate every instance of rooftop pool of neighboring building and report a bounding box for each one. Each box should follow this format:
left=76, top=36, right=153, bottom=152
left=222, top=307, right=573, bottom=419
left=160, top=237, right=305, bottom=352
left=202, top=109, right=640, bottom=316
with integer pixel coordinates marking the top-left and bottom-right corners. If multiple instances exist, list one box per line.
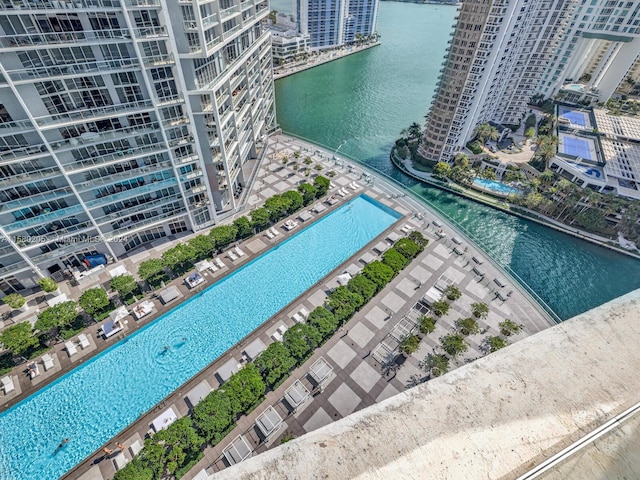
left=0, top=194, right=400, bottom=480
left=472, top=178, right=522, bottom=197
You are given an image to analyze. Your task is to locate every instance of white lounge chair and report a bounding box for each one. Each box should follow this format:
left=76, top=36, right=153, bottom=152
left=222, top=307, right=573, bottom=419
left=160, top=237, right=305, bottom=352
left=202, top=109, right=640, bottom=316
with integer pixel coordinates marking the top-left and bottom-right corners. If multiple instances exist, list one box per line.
left=1, top=376, right=14, bottom=394
left=270, top=227, right=281, bottom=236
left=401, top=224, right=413, bottom=234
left=234, top=246, right=246, bottom=257
left=292, top=312, right=304, bottom=323
left=271, top=331, right=283, bottom=342
left=227, top=250, right=238, bottom=261
left=349, top=181, right=361, bottom=191
left=65, top=341, right=78, bottom=357
left=215, top=257, right=225, bottom=269
left=112, top=452, right=129, bottom=471
left=129, top=440, right=143, bottom=457
left=265, top=229, right=275, bottom=239
left=336, top=188, right=347, bottom=197
left=42, top=354, right=54, bottom=371
left=300, top=307, right=310, bottom=319
left=208, top=263, right=218, bottom=272
left=78, top=333, right=91, bottom=349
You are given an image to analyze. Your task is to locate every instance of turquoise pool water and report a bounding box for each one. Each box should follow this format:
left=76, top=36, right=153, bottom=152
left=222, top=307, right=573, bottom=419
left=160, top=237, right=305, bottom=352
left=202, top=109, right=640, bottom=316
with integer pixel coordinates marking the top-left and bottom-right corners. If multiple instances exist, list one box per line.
left=0, top=195, right=400, bottom=480
left=472, top=178, right=522, bottom=196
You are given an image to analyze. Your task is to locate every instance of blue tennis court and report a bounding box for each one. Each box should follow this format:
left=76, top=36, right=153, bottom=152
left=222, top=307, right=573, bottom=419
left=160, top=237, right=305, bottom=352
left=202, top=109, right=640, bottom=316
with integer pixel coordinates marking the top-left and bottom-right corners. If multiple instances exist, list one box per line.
left=558, top=106, right=588, bottom=127
left=561, top=136, right=593, bottom=160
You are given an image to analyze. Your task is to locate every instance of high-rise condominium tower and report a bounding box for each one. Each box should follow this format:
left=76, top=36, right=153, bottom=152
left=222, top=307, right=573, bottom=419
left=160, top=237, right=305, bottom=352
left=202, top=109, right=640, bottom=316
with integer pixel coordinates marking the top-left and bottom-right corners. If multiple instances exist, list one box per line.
left=296, top=0, right=378, bottom=50
left=0, top=0, right=275, bottom=293
left=538, top=0, right=640, bottom=102
left=420, top=0, right=570, bottom=163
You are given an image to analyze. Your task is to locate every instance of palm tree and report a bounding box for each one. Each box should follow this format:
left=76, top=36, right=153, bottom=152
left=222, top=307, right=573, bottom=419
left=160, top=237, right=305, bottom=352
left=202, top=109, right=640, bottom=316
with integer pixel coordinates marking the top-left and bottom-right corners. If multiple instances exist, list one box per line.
left=408, top=122, right=422, bottom=140
left=538, top=170, right=554, bottom=184
left=474, top=122, right=492, bottom=144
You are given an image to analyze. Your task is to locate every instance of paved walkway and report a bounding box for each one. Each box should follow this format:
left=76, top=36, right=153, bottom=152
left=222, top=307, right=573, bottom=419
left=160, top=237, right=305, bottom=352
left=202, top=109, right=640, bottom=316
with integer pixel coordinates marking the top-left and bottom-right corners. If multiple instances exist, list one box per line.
left=273, top=42, right=380, bottom=80
left=0, top=135, right=553, bottom=480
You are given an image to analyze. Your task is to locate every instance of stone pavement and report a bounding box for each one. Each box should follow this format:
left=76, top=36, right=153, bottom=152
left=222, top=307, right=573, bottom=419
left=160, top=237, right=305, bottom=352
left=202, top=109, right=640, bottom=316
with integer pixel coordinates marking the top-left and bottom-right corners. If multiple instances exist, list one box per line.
left=0, top=134, right=554, bottom=480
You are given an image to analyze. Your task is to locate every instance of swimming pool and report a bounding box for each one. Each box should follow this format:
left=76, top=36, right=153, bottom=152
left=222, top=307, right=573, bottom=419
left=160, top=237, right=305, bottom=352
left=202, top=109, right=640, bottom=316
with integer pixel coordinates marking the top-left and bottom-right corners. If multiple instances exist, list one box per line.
left=0, top=194, right=400, bottom=480
left=472, top=178, right=522, bottom=196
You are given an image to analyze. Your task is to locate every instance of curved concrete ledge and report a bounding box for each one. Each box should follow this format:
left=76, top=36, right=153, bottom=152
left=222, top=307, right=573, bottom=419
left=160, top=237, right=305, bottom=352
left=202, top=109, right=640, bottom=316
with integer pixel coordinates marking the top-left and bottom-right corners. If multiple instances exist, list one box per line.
left=212, top=289, right=640, bottom=480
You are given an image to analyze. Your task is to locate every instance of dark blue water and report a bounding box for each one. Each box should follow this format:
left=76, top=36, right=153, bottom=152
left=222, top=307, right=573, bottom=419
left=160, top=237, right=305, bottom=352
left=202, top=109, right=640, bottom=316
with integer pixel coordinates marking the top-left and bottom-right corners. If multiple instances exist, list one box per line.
left=275, top=2, right=640, bottom=320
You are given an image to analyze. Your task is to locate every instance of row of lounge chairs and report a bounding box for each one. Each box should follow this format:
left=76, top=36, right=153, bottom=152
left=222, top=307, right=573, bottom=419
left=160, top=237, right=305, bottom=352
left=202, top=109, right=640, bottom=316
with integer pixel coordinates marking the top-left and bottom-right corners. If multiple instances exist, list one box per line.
left=227, top=246, right=246, bottom=261
left=265, top=226, right=281, bottom=239
left=65, top=333, right=91, bottom=357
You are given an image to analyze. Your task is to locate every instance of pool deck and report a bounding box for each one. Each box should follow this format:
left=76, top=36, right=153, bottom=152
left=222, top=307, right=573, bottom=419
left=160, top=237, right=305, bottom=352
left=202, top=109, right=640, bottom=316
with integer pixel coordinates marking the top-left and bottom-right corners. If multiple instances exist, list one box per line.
left=1, top=135, right=554, bottom=480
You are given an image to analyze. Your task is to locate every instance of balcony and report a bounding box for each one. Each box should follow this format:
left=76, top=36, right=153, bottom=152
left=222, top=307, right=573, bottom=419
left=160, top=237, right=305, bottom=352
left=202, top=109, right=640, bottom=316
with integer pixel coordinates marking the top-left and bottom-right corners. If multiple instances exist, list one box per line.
left=74, top=160, right=173, bottom=190
left=105, top=208, right=187, bottom=235
left=34, top=99, right=154, bottom=128
left=20, top=221, right=95, bottom=247
left=0, top=261, right=29, bottom=277
left=63, top=142, right=167, bottom=172
left=0, top=118, right=34, bottom=133
left=84, top=177, right=177, bottom=208
left=7, top=58, right=139, bottom=82
left=2, top=0, right=120, bottom=10
left=132, top=26, right=168, bottom=38
left=0, top=166, right=62, bottom=188
left=125, top=0, right=161, bottom=6
left=49, top=125, right=160, bottom=151
left=0, top=187, right=74, bottom=213
left=0, top=29, right=130, bottom=49
left=179, top=169, right=202, bottom=181
left=4, top=204, right=85, bottom=233
left=202, top=14, right=218, bottom=29
left=142, top=53, right=175, bottom=67
left=93, top=193, right=183, bottom=224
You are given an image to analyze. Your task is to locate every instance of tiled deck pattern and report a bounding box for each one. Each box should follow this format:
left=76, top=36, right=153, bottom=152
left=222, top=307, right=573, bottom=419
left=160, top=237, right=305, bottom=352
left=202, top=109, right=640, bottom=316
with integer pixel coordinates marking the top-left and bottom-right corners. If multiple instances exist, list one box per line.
left=0, top=135, right=554, bottom=480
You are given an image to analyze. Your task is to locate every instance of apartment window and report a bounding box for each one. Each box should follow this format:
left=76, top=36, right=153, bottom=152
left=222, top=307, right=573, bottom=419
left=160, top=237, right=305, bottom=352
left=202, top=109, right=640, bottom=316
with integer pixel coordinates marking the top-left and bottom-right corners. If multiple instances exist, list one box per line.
left=168, top=221, right=187, bottom=234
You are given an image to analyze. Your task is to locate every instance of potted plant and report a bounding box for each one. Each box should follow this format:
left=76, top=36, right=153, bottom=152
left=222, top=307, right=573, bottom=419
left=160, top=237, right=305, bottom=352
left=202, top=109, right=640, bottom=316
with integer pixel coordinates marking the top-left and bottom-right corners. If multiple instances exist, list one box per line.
left=38, top=277, right=60, bottom=294
left=3, top=293, right=28, bottom=312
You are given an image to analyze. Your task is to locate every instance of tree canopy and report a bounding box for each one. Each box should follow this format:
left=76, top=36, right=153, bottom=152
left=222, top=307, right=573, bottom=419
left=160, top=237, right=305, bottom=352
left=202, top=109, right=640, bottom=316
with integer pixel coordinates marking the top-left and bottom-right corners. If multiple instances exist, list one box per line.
left=36, top=301, right=78, bottom=331
left=254, top=341, right=297, bottom=388
left=0, top=322, right=39, bottom=355
left=79, top=288, right=109, bottom=316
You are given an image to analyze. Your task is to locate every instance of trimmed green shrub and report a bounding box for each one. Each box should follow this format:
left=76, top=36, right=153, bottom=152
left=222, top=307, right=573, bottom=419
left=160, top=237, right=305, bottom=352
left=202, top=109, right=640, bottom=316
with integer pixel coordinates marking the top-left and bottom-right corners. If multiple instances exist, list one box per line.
left=281, top=190, right=304, bottom=213
left=0, top=322, right=39, bottom=355
left=192, top=390, right=235, bottom=445
left=250, top=207, right=271, bottom=232
left=209, top=225, right=238, bottom=249
left=306, top=307, right=339, bottom=339
left=499, top=319, right=523, bottom=336
left=298, top=182, right=318, bottom=206
left=440, top=333, right=468, bottom=357
left=346, top=274, right=377, bottom=304
left=456, top=317, right=480, bottom=336
left=36, top=301, right=78, bottom=331
left=109, top=274, right=138, bottom=299
left=221, top=364, right=265, bottom=414
left=421, top=353, right=449, bottom=377
left=79, top=288, right=109, bottom=316
left=38, top=277, right=58, bottom=293
left=324, top=286, right=363, bottom=323
left=399, top=335, right=420, bottom=355
left=233, top=216, right=253, bottom=239
left=313, top=175, right=330, bottom=197
left=138, top=258, right=165, bottom=282
left=471, top=302, right=489, bottom=319
left=419, top=315, right=436, bottom=335
left=394, top=238, right=422, bottom=259
left=362, top=261, right=395, bottom=291
left=187, top=235, right=214, bottom=260
left=382, top=248, right=408, bottom=273
left=408, top=231, right=428, bottom=248
left=162, top=243, right=197, bottom=273
left=431, top=300, right=450, bottom=317
left=486, top=336, right=508, bottom=352
left=254, top=342, right=296, bottom=388
left=443, top=285, right=461, bottom=301
left=2, top=293, right=25, bottom=309
left=283, top=324, right=322, bottom=363
left=113, top=460, right=154, bottom=480
left=264, top=194, right=291, bottom=221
